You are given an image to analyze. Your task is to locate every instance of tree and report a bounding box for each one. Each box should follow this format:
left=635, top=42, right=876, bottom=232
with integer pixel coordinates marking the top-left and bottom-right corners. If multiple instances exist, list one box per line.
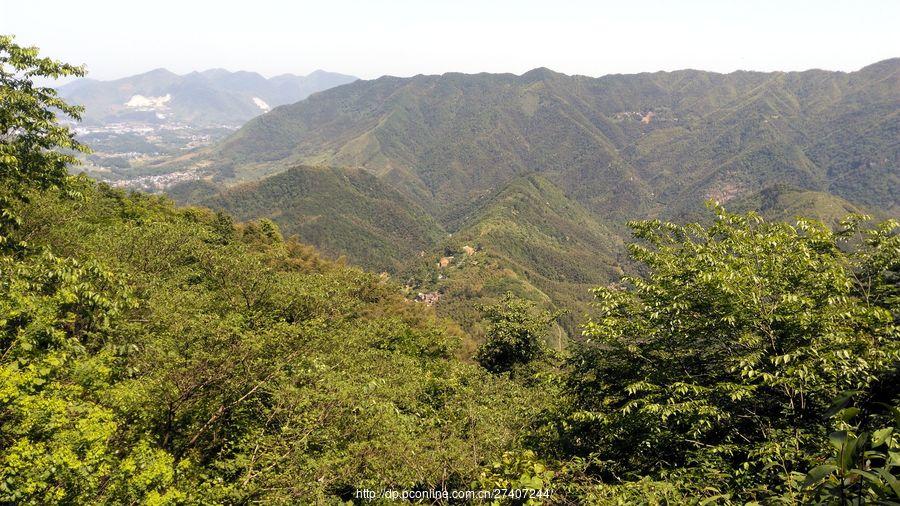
left=475, top=293, right=559, bottom=374
left=0, top=34, right=87, bottom=245
left=565, top=204, right=900, bottom=500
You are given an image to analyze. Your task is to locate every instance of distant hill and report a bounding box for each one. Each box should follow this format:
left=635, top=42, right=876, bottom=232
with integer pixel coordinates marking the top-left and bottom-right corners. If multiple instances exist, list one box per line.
left=189, top=166, right=445, bottom=273
left=182, top=170, right=629, bottom=336
left=415, top=174, right=627, bottom=334
left=195, top=59, right=898, bottom=219
left=58, top=68, right=358, bottom=127
left=729, top=184, right=868, bottom=225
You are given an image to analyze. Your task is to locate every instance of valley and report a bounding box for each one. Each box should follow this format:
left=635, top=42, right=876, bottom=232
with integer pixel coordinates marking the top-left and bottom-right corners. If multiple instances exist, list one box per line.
left=163, top=59, right=899, bottom=337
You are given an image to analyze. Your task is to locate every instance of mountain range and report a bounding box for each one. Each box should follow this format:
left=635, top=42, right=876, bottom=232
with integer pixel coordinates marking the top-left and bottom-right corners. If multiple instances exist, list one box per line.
left=167, top=59, right=899, bottom=336
left=58, top=68, right=358, bottom=127
left=189, top=59, right=898, bottom=216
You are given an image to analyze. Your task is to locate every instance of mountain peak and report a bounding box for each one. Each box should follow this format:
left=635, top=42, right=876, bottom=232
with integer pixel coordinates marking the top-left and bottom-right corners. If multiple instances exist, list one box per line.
left=142, top=67, right=178, bottom=78
left=520, top=67, right=564, bottom=81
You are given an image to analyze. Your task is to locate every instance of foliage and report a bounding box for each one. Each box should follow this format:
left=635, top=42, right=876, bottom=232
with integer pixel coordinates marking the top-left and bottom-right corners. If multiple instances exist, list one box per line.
left=564, top=204, right=900, bottom=502
left=802, top=394, right=900, bottom=504
left=0, top=34, right=88, bottom=246
left=0, top=178, right=552, bottom=503
left=0, top=249, right=184, bottom=504
left=475, top=292, right=560, bottom=374
left=475, top=450, right=555, bottom=505
left=0, top=34, right=87, bottom=193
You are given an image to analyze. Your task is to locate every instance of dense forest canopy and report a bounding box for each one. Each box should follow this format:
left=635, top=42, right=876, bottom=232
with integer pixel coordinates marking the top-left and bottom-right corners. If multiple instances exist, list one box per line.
left=1, top=35, right=899, bottom=504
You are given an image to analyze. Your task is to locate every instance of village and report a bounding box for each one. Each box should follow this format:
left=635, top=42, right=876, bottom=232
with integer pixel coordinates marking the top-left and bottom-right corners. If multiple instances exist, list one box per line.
left=64, top=119, right=235, bottom=190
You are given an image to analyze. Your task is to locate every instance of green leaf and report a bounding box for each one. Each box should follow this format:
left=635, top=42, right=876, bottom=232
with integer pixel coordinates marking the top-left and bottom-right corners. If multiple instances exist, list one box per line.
left=873, top=427, right=894, bottom=447
left=877, top=469, right=900, bottom=498
left=700, top=494, right=731, bottom=505
left=803, top=465, right=839, bottom=488
left=839, top=407, right=860, bottom=422
left=829, top=431, right=848, bottom=451
left=840, top=435, right=860, bottom=471
left=824, top=391, right=861, bottom=418
left=848, top=469, right=881, bottom=485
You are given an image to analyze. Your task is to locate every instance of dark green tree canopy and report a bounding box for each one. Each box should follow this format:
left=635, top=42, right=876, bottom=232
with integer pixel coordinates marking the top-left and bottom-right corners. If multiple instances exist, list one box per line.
left=475, top=292, right=560, bottom=374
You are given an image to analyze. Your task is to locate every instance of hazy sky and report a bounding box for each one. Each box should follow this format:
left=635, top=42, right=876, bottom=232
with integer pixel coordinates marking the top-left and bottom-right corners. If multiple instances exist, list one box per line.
left=2, top=0, right=898, bottom=81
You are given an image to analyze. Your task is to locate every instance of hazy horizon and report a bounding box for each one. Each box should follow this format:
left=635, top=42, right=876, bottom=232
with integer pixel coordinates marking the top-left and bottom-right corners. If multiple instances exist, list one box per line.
left=3, top=0, right=898, bottom=82
left=49, top=55, right=900, bottom=86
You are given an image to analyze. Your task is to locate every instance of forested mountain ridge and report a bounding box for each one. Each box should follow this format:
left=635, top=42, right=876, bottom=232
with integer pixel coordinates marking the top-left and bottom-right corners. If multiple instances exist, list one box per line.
left=174, top=60, right=897, bottom=336
left=435, top=174, right=626, bottom=331
left=728, top=184, right=869, bottom=224
left=198, top=58, right=899, bottom=221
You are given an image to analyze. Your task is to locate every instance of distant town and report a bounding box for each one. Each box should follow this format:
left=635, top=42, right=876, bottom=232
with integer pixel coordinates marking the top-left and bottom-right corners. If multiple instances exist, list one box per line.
left=65, top=119, right=236, bottom=190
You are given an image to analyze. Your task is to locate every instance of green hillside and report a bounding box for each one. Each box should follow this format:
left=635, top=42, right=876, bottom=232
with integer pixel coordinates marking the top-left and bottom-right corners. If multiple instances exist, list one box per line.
left=3, top=177, right=551, bottom=502
left=189, top=170, right=627, bottom=337
left=729, top=184, right=868, bottom=225
left=168, top=60, right=899, bottom=342
left=452, top=175, right=624, bottom=285
left=195, top=165, right=445, bottom=273
left=189, top=168, right=887, bottom=339
left=195, top=59, right=899, bottom=221
left=421, top=175, right=626, bottom=334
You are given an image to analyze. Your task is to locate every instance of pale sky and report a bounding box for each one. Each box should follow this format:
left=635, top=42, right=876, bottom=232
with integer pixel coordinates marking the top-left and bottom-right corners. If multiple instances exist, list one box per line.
left=2, top=0, right=898, bottom=81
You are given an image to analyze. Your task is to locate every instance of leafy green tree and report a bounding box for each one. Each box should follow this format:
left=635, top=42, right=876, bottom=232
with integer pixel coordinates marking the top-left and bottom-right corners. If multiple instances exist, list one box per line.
left=0, top=35, right=87, bottom=246
left=565, top=204, right=900, bottom=501
left=475, top=293, right=559, bottom=374
left=0, top=37, right=182, bottom=503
